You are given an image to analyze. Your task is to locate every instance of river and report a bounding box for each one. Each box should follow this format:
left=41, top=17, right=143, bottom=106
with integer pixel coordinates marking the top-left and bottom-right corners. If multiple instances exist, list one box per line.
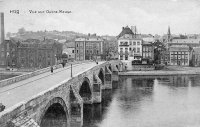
left=83, top=75, right=200, bottom=127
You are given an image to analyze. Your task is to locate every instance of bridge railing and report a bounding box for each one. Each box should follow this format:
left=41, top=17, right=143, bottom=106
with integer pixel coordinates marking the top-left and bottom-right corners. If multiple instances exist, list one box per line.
left=0, top=60, right=92, bottom=88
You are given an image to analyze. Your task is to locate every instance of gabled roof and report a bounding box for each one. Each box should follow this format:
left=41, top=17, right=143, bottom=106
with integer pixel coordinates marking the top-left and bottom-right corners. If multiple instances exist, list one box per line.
left=117, top=26, right=134, bottom=38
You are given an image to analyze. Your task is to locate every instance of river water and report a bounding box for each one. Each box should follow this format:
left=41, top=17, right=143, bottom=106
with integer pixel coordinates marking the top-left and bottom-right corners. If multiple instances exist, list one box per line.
left=83, top=75, right=200, bottom=127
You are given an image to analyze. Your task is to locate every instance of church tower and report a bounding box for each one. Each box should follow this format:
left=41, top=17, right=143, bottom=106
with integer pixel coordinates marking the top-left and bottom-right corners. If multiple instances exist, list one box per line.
left=167, top=26, right=171, bottom=42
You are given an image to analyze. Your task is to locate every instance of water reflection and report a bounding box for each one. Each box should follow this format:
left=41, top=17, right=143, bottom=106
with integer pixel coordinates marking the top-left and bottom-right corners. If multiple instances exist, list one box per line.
left=83, top=75, right=200, bottom=127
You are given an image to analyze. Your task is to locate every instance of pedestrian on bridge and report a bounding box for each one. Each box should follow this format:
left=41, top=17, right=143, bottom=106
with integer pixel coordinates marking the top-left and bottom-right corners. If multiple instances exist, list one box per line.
left=51, top=66, right=53, bottom=73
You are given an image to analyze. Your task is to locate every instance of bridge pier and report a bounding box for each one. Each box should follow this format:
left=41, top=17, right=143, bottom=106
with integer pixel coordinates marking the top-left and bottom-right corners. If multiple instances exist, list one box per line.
left=103, top=66, right=112, bottom=89
left=69, top=87, right=83, bottom=127
left=92, top=74, right=102, bottom=103
left=112, top=65, right=119, bottom=81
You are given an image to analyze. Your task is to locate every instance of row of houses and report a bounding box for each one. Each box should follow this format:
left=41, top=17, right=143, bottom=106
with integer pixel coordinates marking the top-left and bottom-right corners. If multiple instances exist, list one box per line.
left=117, top=26, right=200, bottom=70
left=0, top=38, right=63, bottom=69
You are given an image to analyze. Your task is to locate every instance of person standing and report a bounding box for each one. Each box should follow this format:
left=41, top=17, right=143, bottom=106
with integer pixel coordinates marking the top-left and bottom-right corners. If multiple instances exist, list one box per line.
left=51, top=66, right=53, bottom=73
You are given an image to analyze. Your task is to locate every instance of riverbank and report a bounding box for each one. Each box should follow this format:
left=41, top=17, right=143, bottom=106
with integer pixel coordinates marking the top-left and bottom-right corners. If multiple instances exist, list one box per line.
left=119, top=66, right=200, bottom=76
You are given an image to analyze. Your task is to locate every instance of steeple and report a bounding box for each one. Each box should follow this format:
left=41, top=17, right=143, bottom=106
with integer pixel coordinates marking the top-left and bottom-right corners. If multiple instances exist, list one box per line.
left=167, top=26, right=171, bottom=42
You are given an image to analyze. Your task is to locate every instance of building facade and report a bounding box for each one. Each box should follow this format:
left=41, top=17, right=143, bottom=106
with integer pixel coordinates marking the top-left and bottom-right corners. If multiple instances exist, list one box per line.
left=142, top=41, right=154, bottom=62
left=3, top=38, right=63, bottom=69
left=191, top=47, right=200, bottom=67
left=117, top=26, right=142, bottom=70
left=169, top=45, right=190, bottom=66
left=75, top=34, right=103, bottom=61
left=63, top=42, right=75, bottom=61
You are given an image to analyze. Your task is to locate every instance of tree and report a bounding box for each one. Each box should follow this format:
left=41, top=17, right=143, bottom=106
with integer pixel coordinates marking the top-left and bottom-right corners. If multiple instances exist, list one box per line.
left=18, top=27, right=26, bottom=35
left=6, top=32, right=11, bottom=38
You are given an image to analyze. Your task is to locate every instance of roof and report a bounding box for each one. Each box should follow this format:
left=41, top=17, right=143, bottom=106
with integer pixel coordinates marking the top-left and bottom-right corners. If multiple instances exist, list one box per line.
left=65, top=42, right=75, bottom=48
left=142, top=37, right=155, bottom=42
left=75, top=37, right=103, bottom=42
left=169, top=45, right=189, bottom=52
left=193, top=47, right=200, bottom=53
left=118, top=26, right=134, bottom=38
left=170, top=39, right=200, bottom=44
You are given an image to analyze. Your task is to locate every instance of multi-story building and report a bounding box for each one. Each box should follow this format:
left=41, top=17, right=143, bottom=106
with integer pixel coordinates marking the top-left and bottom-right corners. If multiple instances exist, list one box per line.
left=169, top=45, right=190, bottom=66
left=117, top=26, right=142, bottom=69
left=63, top=42, right=75, bottom=61
left=3, top=38, right=63, bottom=69
left=0, top=12, right=5, bottom=67
left=191, top=47, right=200, bottom=67
left=75, top=34, right=104, bottom=61
left=160, top=50, right=170, bottom=65
left=142, top=41, right=154, bottom=62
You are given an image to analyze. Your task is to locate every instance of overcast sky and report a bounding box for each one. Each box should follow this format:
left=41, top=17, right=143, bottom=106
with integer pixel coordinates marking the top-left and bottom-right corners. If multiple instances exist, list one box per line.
left=0, top=0, right=200, bottom=36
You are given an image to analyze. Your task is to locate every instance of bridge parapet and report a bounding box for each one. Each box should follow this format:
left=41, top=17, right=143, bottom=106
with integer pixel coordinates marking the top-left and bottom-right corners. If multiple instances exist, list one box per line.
left=0, top=60, right=121, bottom=127
left=0, top=60, right=92, bottom=88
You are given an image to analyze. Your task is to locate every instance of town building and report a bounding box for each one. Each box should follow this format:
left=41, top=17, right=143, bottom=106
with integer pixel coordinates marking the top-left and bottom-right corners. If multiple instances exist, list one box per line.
left=63, top=42, right=75, bottom=61
left=0, top=12, right=5, bottom=67
left=191, top=47, right=200, bottom=67
left=117, top=26, right=142, bottom=70
left=75, top=34, right=104, bottom=61
left=142, top=41, right=154, bottom=63
left=3, top=38, right=63, bottom=70
left=169, top=45, right=190, bottom=66
left=160, top=50, right=170, bottom=65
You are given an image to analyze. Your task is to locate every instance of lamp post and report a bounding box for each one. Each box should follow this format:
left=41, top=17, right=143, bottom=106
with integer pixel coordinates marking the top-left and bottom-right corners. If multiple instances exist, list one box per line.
left=55, top=54, right=57, bottom=65
left=71, top=64, right=72, bottom=77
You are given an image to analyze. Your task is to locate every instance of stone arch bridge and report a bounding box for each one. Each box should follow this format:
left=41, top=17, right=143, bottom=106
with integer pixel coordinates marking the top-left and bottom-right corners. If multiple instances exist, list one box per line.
left=0, top=60, right=124, bottom=127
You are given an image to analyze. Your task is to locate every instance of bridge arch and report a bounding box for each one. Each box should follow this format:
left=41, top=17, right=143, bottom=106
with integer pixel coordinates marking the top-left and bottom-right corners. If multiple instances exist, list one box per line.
left=40, top=97, right=69, bottom=127
left=98, top=68, right=104, bottom=85
left=79, top=77, right=92, bottom=102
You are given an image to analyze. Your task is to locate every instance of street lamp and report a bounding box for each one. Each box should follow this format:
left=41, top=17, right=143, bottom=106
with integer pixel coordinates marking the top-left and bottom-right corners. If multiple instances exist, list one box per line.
left=71, top=64, right=73, bottom=77
left=55, top=54, right=57, bottom=65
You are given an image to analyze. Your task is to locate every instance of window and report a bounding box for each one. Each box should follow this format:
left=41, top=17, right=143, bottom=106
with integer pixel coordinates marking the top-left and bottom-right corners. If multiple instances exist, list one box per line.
left=130, top=42, right=132, bottom=45
left=120, top=42, right=123, bottom=45
left=137, top=42, right=140, bottom=45
left=120, top=48, right=123, bottom=51
left=133, top=42, right=136, bottom=45
left=137, top=48, right=140, bottom=53
left=125, top=55, right=128, bottom=60
left=129, top=48, right=131, bottom=51
left=72, top=50, right=74, bottom=53
left=120, top=55, right=123, bottom=60
left=77, top=50, right=78, bottom=53
left=77, top=44, right=78, bottom=47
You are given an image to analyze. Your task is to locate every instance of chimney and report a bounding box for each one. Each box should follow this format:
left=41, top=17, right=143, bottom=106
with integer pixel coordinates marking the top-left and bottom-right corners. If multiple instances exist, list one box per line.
left=0, top=12, right=4, bottom=45
left=131, top=26, right=137, bottom=34
left=88, top=33, right=90, bottom=37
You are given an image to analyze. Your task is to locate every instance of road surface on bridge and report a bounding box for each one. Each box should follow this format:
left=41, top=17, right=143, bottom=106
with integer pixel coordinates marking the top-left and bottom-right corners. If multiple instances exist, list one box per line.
left=0, top=61, right=105, bottom=109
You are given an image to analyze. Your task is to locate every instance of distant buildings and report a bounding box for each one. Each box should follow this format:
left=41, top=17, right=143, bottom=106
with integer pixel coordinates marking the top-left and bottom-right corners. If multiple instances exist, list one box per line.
left=63, top=42, right=75, bottom=61
left=2, top=38, right=63, bottom=69
left=75, top=34, right=104, bottom=61
left=169, top=45, right=190, bottom=66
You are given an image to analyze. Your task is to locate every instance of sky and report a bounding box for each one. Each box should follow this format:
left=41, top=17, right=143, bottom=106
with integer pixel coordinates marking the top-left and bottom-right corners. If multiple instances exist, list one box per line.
left=0, top=0, right=200, bottom=36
